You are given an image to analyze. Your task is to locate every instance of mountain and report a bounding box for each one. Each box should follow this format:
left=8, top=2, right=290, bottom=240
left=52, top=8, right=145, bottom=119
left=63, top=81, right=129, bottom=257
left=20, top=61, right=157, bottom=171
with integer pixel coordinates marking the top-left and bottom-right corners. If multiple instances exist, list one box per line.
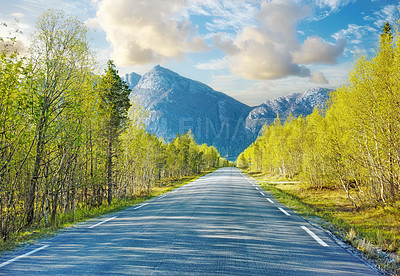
left=245, top=88, right=333, bottom=134
left=124, top=72, right=141, bottom=88
left=129, top=65, right=254, bottom=160
left=126, top=65, right=332, bottom=160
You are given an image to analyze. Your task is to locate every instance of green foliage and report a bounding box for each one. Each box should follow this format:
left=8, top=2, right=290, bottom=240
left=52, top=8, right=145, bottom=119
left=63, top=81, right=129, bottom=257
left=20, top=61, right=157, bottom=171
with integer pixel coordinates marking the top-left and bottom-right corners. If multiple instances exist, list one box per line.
left=0, top=26, right=33, bottom=242
left=98, top=60, right=131, bottom=205
left=239, top=22, right=400, bottom=208
left=0, top=9, right=225, bottom=244
left=98, top=60, right=131, bottom=134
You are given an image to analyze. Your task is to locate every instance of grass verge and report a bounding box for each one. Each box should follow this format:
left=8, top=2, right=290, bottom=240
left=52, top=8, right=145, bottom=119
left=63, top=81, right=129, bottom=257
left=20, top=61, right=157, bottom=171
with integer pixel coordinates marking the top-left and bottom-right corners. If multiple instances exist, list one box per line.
left=0, top=167, right=218, bottom=256
left=242, top=169, right=400, bottom=275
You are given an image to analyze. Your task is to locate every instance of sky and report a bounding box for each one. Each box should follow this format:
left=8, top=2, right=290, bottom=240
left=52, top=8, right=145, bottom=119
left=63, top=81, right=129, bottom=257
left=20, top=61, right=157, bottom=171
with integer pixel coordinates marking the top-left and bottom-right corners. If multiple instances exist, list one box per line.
left=0, top=0, right=399, bottom=106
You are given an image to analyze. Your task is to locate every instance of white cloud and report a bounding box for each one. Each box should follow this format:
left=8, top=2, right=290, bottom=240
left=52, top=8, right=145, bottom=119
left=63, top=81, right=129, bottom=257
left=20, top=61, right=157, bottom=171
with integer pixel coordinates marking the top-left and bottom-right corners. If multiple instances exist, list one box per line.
left=332, top=24, right=377, bottom=43
left=312, top=0, right=356, bottom=20
left=314, top=0, right=355, bottom=11
left=369, top=4, right=400, bottom=29
left=228, top=25, right=312, bottom=80
left=212, top=33, right=238, bottom=55
left=332, top=24, right=378, bottom=55
left=214, top=0, right=344, bottom=81
left=189, top=0, right=258, bottom=33
left=311, top=71, right=329, bottom=84
left=216, top=0, right=310, bottom=81
left=292, top=36, right=345, bottom=64
left=89, top=0, right=207, bottom=66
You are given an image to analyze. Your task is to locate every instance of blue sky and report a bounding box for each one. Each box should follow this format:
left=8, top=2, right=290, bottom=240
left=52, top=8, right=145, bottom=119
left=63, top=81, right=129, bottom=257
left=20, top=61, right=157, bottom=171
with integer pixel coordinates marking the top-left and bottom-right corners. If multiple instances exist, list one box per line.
left=1, top=0, right=399, bottom=105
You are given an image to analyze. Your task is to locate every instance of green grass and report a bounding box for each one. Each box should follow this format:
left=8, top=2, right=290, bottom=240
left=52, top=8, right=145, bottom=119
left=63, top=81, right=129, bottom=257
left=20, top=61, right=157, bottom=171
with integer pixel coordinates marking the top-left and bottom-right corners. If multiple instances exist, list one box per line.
left=242, top=169, right=400, bottom=275
left=0, top=167, right=218, bottom=255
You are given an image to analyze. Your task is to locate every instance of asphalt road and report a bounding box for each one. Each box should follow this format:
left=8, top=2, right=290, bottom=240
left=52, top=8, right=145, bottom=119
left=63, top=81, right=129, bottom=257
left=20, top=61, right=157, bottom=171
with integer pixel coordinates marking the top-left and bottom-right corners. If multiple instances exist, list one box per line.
left=0, top=167, right=380, bottom=275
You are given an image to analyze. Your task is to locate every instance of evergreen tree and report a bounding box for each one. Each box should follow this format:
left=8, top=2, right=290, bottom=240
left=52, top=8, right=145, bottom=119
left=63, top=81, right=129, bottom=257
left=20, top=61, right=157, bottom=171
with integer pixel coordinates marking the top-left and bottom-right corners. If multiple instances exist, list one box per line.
left=98, top=60, right=131, bottom=205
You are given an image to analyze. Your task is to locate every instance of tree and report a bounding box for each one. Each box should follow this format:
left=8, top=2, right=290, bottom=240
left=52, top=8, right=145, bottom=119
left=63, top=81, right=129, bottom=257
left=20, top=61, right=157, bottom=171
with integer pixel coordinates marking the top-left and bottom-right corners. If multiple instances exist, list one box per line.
left=329, top=21, right=400, bottom=204
left=238, top=22, right=400, bottom=207
left=26, top=10, right=94, bottom=225
left=98, top=60, right=131, bottom=205
left=382, top=21, right=393, bottom=41
left=0, top=10, right=226, bottom=242
left=0, top=31, right=32, bottom=240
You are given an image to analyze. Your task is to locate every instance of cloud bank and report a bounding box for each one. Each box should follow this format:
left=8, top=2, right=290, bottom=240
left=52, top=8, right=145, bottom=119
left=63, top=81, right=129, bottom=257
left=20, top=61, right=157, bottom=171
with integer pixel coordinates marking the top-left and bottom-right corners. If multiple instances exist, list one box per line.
left=89, top=0, right=207, bottom=66
left=292, top=36, right=345, bottom=65
left=311, top=71, right=329, bottom=84
left=90, top=0, right=345, bottom=84
left=216, top=0, right=344, bottom=83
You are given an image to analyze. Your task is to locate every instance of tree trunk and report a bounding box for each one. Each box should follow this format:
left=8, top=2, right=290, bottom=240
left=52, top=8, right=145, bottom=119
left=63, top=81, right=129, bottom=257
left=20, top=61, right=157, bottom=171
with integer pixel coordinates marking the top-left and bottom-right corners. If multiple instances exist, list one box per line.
left=26, top=113, right=47, bottom=225
left=107, top=138, right=113, bottom=205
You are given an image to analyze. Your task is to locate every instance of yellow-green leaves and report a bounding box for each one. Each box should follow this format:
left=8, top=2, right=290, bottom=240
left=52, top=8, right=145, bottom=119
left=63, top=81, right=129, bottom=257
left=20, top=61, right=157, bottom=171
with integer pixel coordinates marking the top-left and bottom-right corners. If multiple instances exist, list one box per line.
left=239, top=22, right=400, bottom=207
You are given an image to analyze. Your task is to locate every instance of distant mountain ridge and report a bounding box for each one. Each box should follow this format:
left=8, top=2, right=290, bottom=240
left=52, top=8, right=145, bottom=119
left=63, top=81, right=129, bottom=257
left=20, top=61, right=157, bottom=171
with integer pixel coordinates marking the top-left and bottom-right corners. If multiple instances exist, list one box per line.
left=124, top=66, right=332, bottom=160
left=245, top=87, right=332, bottom=134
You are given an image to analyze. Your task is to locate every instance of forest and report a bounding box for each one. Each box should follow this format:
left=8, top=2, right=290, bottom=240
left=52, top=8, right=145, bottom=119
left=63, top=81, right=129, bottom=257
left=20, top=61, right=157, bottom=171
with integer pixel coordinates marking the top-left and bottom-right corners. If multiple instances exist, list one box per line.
left=0, top=11, right=226, bottom=242
left=238, top=22, right=400, bottom=209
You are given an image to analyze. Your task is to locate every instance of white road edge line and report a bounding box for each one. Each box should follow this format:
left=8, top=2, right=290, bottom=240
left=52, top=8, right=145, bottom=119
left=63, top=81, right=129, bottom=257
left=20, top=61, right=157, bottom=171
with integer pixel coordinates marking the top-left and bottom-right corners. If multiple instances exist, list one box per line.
left=301, top=226, right=329, bottom=247
left=0, top=244, right=49, bottom=268
left=260, top=192, right=265, bottom=196
left=159, top=195, right=167, bottom=199
left=266, top=198, right=274, bottom=204
left=133, top=203, right=148, bottom=210
left=255, top=187, right=259, bottom=190
left=278, top=207, right=291, bottom=216
left=89, top=216, right=117, bottom=229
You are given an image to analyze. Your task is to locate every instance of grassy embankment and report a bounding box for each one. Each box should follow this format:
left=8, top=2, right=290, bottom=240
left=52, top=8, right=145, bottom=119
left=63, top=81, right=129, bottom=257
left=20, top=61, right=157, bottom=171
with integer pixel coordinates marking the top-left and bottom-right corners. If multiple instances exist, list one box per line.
left=0, top=167, right=218, bottom=255
left=242, top=169, right=400, bottom=275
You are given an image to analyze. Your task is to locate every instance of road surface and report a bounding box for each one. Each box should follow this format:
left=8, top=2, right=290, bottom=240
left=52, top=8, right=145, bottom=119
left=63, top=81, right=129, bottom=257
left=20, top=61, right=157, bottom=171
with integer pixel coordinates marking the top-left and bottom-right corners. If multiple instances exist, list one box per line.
left=0, top=167, right=379, bottom=275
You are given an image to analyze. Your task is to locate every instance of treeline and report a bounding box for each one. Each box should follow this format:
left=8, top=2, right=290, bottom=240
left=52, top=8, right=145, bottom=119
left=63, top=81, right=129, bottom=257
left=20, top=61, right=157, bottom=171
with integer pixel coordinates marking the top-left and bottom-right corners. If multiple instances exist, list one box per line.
left=0, top=10, right=226, bottom=241
left=238, top=22, right=400, bottom=208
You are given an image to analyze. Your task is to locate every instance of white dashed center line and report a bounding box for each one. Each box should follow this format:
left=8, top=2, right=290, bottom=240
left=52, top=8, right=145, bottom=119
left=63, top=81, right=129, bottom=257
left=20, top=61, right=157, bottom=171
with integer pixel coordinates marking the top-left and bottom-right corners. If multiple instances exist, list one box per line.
left=133, top=203, right=148, bottom=210
left=278, top=207, right=291, bottom=216
left=266, top=198, right=274, bottom=204
left=89, top=216, right=117, bottom=229
left=301, top=226, right=329, bottom=247
left=0, top=244, right=49, bottom=268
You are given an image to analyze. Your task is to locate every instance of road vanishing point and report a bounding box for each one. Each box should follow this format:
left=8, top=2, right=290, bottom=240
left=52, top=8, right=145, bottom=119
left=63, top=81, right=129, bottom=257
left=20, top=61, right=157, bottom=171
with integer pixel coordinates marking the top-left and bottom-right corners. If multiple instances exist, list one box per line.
left=0, top=168, right=379, bottom=275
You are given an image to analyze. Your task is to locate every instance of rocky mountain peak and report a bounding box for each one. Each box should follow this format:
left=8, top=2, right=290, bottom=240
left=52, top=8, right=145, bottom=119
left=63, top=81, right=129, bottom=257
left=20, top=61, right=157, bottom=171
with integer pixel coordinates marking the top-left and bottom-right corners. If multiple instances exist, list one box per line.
left=246, top=88, right=333, bottom=134
left=124, top=72, right=141, bottom=88
left=146, top=65, right=179, bottom=79
left=126, top=66, right=333, bottom=160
